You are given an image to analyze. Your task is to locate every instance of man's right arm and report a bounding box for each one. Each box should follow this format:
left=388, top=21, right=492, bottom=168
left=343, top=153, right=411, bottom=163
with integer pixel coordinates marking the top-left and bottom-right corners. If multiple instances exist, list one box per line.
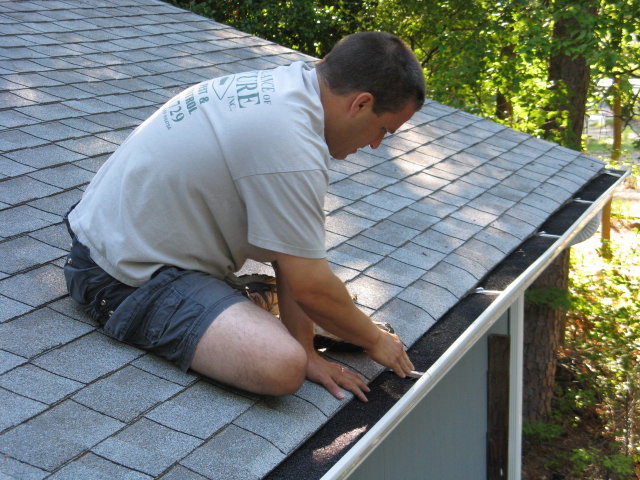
left=273, top=252, right=415, bottom=377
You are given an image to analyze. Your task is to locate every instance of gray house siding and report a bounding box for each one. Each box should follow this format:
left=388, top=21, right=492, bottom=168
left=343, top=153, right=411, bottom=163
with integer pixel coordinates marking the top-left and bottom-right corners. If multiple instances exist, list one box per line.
left=349, top=312, right=509, bottom=480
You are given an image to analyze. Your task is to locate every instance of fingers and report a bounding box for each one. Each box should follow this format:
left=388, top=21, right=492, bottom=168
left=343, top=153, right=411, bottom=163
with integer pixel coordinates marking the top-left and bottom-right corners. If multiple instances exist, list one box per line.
left=391, top=347, right=415, bottom=378
left=365, top=331, right=415, bottom=378
left=333, top=364, right=370, bottom=402
left=306, top=352, right=370, bottom=402
left=320, top=363, right=370, bottom=402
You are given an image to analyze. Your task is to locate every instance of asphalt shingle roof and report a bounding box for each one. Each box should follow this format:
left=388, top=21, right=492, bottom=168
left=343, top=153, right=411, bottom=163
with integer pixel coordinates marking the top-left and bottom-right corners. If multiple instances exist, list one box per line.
left=0, top=0, right=604, bottom=478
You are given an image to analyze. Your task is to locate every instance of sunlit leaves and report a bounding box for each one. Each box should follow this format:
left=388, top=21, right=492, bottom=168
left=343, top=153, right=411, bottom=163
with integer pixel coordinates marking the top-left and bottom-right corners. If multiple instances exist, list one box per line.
left=170, top=0, right=366, bottom=57
left=568, top=233, right=640, bottom=452
left=366, top=0, right=639, bottom=149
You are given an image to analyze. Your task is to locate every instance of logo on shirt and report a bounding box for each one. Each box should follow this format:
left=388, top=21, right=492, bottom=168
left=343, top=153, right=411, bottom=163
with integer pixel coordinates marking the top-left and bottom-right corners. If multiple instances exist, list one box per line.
left=212, top=75, right=234, bottom=100
left=161, top=70, right=276, bottom=130
left=162, top=81, right=212, bottom=129
left=225, top=71, right=274, bottom=110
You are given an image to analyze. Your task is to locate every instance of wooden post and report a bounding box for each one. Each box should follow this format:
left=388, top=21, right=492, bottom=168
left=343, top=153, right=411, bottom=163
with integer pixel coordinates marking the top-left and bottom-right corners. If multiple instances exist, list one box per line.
left=488, top=334, right=510, bottom=480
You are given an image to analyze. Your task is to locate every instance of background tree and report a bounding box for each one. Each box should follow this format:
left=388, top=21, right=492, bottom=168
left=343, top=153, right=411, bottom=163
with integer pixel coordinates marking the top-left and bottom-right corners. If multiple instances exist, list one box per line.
left=542, top=0, right=598, bottom=150
left=523, top=251, right=572, bottom=423
left=169, top=0, right=638, bottom=151
left=167, top=0, right=367, bottom=57
left=365, top=0, right=638, bottom=151
left=590, top=0, right=640, bottom=161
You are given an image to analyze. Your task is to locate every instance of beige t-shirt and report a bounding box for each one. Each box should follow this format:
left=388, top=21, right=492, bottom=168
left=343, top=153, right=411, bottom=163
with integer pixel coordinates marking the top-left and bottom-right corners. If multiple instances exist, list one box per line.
left=70, top=62, right=330, bottom=287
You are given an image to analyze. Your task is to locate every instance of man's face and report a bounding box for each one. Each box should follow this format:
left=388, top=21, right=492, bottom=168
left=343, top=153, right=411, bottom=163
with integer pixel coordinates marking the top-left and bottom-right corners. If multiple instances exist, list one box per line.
left=327, top=100, right=416, bottom=160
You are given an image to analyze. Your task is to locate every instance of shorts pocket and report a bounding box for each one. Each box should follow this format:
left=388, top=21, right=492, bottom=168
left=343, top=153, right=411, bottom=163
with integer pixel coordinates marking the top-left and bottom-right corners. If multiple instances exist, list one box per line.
left=143, top=287, right=182, bottom=343
left=103, top=268, right=204, bottom=361
left=64, top=238, right=112, bottom=305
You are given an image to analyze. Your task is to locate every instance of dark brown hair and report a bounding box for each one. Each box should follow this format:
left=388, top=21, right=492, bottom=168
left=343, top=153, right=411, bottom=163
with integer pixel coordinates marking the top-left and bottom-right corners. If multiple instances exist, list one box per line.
left=316, top=32, right=426, bottom=115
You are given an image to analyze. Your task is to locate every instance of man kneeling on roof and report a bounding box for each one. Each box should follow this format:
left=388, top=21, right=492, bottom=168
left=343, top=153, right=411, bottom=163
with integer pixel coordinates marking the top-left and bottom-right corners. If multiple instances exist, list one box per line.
left=63, top=32, right=425, bottom=402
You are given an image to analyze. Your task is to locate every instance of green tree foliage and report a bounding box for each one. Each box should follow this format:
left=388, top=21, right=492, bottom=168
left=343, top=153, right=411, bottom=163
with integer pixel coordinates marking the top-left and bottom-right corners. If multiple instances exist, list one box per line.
left=363, top=0, right=639, bottom=150
left=165, top=0, right=368, bottom=57
left=568, top=236, right=640, bottom=460
left=590, top=0, right=640, bottom=151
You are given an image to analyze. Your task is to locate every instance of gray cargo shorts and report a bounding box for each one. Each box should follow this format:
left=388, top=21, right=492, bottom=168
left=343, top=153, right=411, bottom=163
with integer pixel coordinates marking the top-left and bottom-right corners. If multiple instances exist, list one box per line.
left=63, top=231, right=248, bottom=372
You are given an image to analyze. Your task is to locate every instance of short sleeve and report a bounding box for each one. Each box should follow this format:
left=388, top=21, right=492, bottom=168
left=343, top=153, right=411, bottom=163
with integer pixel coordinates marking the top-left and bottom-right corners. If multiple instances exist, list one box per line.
left=235, top=170, right=328, bottom=258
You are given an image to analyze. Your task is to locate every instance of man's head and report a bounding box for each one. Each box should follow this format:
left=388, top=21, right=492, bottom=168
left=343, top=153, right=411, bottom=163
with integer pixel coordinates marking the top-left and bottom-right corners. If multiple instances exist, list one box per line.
left=316, top=32, right=425, bottom=159
left=316, top=32, right=426, bottom=116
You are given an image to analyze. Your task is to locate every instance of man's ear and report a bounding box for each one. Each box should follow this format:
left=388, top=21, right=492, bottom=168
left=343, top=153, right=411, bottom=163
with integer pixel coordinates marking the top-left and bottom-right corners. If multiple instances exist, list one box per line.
left=348, top=92, right=374, bottom=117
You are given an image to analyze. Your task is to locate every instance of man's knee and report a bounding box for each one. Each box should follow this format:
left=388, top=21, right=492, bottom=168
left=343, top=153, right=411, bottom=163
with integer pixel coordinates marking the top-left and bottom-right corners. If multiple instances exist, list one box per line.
left=266, top=340, right=307, bottom=396
left=191, top=303, right=309, bottom=396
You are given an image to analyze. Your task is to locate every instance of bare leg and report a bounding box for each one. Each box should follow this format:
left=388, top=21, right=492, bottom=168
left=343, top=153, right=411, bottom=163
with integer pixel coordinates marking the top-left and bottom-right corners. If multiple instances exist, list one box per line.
left=190, top=301, right=307, bottom=396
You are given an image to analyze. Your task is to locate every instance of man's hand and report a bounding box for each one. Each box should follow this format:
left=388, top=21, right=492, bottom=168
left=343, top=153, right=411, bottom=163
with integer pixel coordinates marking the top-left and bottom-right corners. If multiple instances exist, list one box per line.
left=365, top=329, right=415, bottom=378
left=273, top=253, right=415, bottom=398
left=305, top=350, right=370, bottom=402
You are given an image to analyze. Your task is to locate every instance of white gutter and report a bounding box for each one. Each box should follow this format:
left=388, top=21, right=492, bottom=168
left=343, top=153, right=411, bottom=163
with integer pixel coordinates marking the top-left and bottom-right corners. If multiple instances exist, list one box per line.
left=321, top=169, right=629, bottom=480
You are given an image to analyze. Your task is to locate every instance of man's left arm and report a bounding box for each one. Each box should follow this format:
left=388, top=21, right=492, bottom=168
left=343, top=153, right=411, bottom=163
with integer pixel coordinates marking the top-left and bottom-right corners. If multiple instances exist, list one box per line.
left=273, top=260, right=371, bottom=402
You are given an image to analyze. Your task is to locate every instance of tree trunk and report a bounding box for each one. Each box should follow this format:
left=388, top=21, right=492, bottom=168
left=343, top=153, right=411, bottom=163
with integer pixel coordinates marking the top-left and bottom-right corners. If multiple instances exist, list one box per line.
left=523, top=248, right=571, bottom=423
left=496, top=45, right=515, bottom=121
left=496, top=90, right=513, bottom=121
left=527, top=0, right=595, bottom=421
left=542, top=0, right=596, bottom=151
